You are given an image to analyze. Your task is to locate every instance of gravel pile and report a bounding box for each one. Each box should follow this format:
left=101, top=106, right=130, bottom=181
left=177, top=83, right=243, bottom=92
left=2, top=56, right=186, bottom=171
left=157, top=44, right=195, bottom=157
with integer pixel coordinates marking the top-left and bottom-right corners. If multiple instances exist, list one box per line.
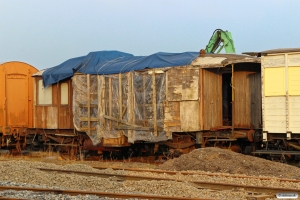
left=0, top=160, right=254, bottom=199
left=157, top=147, right=300, bottom=179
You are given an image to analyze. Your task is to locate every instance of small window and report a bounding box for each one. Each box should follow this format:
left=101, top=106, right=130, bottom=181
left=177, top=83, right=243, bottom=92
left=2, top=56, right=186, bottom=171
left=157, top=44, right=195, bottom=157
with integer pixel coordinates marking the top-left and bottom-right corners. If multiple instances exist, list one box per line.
left=38, top=80, right=52, bottom=104
left=61, top=83, right=68, bottom=105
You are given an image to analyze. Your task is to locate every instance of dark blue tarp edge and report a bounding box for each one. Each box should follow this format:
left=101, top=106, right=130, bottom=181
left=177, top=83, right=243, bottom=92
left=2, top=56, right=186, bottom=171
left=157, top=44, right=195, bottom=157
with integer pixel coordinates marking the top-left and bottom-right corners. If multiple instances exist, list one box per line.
left=42, top=51, right=199, bottom=87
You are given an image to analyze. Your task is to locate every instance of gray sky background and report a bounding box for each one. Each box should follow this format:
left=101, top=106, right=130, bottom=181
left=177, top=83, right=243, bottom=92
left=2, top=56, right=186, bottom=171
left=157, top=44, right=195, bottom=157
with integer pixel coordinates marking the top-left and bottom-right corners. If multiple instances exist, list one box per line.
left=1, top=0, right=299, bottom=70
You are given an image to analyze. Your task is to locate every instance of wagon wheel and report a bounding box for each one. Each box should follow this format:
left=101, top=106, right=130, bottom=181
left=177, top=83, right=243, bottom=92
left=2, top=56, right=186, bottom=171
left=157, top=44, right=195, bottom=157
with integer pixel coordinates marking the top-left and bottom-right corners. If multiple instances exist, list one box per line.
left=253, top=130, right=262, bottom=143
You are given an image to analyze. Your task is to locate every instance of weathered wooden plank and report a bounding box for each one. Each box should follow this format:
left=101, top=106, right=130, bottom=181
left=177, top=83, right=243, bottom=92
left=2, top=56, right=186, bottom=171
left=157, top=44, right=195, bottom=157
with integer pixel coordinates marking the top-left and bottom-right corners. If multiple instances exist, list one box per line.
left=103, top=115, right=132, bottom=126
left=152, top=70, right=157, bottom=136
left=199, top=68, right=204, bottom=130
left=115, top=125, right=163, bottom=131
left=80, top=117, right=98, bottom=122
left=87, top=74, right=91, bottom=136
left=119, top=73, right=122, bottom=120
left=109, top=77, right=112, bottom=130
left=180, top=101, right=200, bottom=131
left=80, top=127, right=96, bottom=131
left=167, top=68, right=182, bottom=101
left=182, top=68, right=199, bottom=100
left=234, top=64, right=261, bottom=128
left=202, top=68, right=222, bottom=130
left=127, top=73, right=134, bottom=140
left=164, top=101, right=181, bottom=134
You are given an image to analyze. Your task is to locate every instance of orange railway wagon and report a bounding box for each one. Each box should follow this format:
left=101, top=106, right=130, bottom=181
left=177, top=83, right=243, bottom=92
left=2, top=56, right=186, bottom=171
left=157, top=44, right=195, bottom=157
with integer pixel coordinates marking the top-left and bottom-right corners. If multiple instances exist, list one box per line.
left=0, top=61, right=38, bottom=152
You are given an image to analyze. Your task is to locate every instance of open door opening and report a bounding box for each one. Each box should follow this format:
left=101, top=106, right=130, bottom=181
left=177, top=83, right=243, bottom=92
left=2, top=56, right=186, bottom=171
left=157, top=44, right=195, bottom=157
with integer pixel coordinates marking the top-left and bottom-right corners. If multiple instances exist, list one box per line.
left=222, top=72, right=232, bottom=126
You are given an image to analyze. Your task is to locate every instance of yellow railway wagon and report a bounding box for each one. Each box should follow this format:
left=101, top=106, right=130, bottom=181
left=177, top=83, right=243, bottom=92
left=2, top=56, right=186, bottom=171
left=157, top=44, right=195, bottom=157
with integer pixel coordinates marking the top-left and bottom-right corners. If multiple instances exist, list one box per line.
left=261, top=48, right=300, bottom=142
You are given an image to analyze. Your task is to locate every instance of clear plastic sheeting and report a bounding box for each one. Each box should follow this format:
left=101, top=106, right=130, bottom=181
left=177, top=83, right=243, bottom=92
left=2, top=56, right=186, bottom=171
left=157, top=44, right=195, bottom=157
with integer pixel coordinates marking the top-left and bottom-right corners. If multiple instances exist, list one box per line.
left=72, top=71, right=170, bottom=145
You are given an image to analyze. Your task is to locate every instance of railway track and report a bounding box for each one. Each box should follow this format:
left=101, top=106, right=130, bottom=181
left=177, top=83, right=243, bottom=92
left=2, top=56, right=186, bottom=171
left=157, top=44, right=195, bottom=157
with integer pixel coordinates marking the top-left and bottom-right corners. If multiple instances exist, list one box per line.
left=92, top=166, right=300, bottom=183
left=0, top=185, right=212, bottom=200
left=38, top=167, right=298, bottom=197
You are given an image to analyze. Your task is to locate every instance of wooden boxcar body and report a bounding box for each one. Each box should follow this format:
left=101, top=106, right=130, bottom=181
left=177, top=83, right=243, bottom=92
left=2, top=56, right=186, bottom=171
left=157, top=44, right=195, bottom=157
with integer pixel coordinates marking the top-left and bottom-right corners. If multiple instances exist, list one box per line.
left=69, top=54, right=261, bottom=154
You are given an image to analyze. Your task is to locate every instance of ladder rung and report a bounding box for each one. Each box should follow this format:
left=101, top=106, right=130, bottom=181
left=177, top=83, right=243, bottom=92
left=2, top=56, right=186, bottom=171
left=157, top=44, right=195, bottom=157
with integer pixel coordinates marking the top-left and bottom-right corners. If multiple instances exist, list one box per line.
left=80, top=117, right=98, bottom=122
left=79, top=104, right=98, bottom=108
left=80, top=127, right=96, bottom=131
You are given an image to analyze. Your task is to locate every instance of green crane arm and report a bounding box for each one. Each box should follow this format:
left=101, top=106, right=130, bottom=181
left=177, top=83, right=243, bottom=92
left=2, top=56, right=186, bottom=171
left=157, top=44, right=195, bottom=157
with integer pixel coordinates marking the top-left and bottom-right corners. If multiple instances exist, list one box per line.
left=205, top=29, right=236, bottom=54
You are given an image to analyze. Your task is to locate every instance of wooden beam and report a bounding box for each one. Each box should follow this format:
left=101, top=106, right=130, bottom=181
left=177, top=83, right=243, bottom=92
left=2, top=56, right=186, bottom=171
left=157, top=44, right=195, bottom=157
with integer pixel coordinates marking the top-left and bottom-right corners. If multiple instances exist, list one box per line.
left=115, top=125, right=163, bottom=131
left=87, top=74, right=91, bottom=135
left=109, top=77, right=112, bottom=130
left=128, top=73, right=133, bottom=140
left=80, top=117, right=98, bottom=122
left=119, top=73, right=122, bottom=121
left=103, top=115, right=132, bottom=126
left=152, top=70, right=157, bottom=136
left=200, top=68, right=204, bottom=130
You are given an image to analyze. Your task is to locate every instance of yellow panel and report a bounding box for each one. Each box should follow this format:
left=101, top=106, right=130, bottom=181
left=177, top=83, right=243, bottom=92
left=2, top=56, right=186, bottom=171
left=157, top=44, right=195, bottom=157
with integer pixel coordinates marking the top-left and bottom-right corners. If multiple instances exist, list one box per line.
left=288, top=67, right=300, bottom=95
left=264, top=67, right=285, bottom=96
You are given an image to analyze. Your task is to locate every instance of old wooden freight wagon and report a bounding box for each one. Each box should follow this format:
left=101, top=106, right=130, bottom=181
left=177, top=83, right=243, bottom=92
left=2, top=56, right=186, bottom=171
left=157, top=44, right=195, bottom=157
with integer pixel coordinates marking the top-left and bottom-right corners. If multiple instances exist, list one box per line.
left=37, top=51, right=261, bottom=152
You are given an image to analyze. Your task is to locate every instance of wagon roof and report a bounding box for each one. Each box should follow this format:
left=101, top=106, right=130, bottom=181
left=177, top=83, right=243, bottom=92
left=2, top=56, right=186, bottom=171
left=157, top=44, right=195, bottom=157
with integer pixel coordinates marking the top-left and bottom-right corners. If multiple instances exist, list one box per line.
left=40, top=51, right=260, bottom=86
left=191, top=53, right=261, bottom=68
left=243, top=48, right=300, bottom=56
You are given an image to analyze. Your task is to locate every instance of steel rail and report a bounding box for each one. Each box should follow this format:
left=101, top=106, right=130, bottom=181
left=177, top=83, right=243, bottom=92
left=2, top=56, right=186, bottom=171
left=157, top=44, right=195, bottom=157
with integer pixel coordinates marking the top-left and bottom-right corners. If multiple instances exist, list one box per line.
left=38, top=168, right=300, bottom=195
left=92, top=166, right=300, bottom=183
left=0, top=197, right=29, bottom=200
left=0, top=185, right=211, bottom=200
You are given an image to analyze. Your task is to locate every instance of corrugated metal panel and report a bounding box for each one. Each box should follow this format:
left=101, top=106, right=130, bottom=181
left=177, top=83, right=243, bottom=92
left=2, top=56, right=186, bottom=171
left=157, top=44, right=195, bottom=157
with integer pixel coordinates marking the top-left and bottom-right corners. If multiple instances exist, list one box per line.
left=264, top=67, right=285, bottom=96
left=263, top=97, right=286, bottom=133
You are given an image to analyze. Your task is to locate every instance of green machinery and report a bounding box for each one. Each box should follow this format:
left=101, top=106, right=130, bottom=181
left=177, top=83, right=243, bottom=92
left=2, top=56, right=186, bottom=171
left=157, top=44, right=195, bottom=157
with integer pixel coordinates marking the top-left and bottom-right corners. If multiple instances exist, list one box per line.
left=205, top=29, right=236, bottom=54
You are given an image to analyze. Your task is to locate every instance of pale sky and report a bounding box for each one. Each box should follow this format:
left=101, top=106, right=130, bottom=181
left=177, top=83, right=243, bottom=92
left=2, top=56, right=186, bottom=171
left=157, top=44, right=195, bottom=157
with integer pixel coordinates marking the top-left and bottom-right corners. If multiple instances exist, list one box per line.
left=1, top=0, right=299, bottom=69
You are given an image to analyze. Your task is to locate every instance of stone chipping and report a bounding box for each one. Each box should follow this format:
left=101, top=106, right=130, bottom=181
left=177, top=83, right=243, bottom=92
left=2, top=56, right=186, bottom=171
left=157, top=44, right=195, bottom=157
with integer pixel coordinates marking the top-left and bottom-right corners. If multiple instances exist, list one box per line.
left=158, top=147, right=300, bottom=179
left=0, top=148, right=299, bottom=199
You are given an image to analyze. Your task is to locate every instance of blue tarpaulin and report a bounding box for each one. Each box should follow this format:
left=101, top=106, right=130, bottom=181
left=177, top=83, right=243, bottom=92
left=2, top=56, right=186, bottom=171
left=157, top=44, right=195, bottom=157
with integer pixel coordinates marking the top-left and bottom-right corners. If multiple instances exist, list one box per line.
left=42, top=50, right=199, bottom=86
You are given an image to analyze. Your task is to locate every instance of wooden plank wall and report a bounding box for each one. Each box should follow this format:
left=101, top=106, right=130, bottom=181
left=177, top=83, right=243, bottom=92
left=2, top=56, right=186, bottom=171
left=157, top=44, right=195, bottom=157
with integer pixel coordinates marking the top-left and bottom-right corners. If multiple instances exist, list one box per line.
left=58, top=80, right=74, bottom=129
left=34, top=78, right=74, bottom=129
left=202, top=68, right=222, bottom=130
left=165, top=67, right=200, bottom=133
left=234, top=63, right=261, bottom=128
